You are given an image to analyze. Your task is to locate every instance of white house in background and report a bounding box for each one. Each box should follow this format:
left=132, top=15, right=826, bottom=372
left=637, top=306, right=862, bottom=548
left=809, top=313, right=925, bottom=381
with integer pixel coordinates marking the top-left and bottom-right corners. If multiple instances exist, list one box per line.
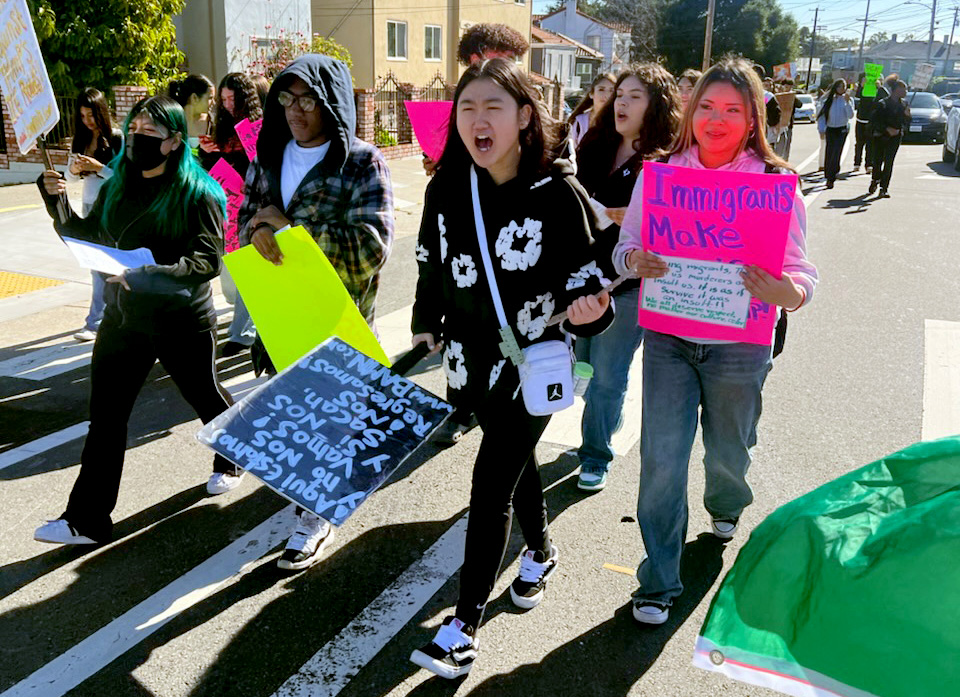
left=536, top=0, right=631, bottom=75
left=174, top=0, right=312, bottom=81
left=530, top=26, right=579, bottom=92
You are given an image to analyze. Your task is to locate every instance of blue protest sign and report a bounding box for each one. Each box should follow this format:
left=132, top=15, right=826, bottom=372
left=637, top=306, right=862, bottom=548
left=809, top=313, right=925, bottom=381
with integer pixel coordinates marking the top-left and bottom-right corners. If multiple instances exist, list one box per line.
left=197, top=338, right=453, bottom=525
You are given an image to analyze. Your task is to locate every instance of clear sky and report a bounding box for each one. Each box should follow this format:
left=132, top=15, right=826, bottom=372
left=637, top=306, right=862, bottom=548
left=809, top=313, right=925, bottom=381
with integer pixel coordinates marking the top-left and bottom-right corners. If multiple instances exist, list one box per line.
left=530, top=0, right=960, bottom=46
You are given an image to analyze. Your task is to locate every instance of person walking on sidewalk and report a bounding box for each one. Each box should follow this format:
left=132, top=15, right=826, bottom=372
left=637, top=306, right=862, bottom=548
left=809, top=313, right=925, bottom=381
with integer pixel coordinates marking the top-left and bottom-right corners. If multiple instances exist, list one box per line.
left=568, top=72, right=616, bottom=147
left=237, top=55, right=394, bottom=571
left=34, top=95, right=236, bottom=546
left=613, top=56, right=818, bottom=627
left=868, top=79, right=910, bottom=199
left=817, top=79, right=854, bottom=189
left=853, top=72, right=875, bottom=173
left=66, top=88, right=124, bottom=342
left=572, top=63, right=681, bottom=491
left=408, top=58, right=613, bottom=679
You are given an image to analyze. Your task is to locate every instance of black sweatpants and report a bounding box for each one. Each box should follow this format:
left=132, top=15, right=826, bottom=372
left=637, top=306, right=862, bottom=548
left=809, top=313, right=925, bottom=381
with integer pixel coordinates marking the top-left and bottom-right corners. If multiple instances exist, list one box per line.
left=455, top=395, right=552, bottom=628
left=823, top=126, right=848, bottom=184
left=854, top=120, right=873, bottom=168
left=871, top=135, right=902, bottom=191
left=64, top=318, right=234, bottom=541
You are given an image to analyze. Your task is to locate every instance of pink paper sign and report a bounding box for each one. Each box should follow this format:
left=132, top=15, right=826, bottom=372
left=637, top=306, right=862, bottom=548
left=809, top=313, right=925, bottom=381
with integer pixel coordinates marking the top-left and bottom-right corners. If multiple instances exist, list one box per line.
left=404, top=101, right=452, bottom=162
left=209, top=158, right=246, bottom=253
left=633, top=162, right=798, bottom=345
left=235, top=118, right=263, bottom=163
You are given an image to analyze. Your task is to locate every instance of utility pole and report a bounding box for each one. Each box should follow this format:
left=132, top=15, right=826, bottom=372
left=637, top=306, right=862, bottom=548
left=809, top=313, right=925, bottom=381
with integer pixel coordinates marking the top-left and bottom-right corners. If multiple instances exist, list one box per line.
left=857, top=0, right=875, bottom=71
left=944, top=7, right=958, bottom=76
left=702, top=0, right=717, bottom=71
left=806, top=7, right=820, bottom=90
left=926, top=0, right=938, bottom=61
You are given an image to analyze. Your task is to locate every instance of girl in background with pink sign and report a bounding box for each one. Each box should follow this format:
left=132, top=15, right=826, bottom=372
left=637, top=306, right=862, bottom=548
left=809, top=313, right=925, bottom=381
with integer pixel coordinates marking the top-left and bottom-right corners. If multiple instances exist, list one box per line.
left=572, top=63, right=681, bottom=492
left=612, top=56, right=818, bottom=627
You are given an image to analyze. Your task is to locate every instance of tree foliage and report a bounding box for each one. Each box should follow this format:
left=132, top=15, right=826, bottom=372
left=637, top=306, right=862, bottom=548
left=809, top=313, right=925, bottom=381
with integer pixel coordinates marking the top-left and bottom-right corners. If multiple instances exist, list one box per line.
left=235, top=29, right=353, bottom=81
left=27, top=0, right=185, bottom=95
left=657, top=0, right=799, bottom=74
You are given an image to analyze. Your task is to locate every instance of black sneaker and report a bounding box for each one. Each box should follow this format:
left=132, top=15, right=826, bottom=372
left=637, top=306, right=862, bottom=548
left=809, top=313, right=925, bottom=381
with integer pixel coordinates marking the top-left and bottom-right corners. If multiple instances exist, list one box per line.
left=879, top=189, right=890, bottom=198
left=410, top=616, right=479, bottom=679
left=509, top=544, right=559, bottom=609
left=868, top=180, right=878, bottom=194
left=277, top=511, right=334, bottom=571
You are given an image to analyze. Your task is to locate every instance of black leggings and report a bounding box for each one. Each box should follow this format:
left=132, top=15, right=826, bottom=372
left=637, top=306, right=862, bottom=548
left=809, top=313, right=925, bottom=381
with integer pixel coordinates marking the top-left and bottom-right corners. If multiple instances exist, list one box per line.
left=64, top=319, right=234, bottom=541
left=824, top=126, right=848, bottom=183
left=455, top=395, right=551, bottom=628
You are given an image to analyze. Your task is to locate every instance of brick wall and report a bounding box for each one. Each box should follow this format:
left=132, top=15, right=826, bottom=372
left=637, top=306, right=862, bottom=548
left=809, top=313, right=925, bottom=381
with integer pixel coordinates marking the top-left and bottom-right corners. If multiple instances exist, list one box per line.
left=0, top=85, right=150, bottom=169
left=354, top=86, right=424, bottom=161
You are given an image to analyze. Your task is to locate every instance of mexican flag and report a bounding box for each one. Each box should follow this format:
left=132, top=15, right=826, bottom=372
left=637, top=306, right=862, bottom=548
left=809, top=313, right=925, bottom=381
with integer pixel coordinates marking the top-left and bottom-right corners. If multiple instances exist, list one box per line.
left=694, top=436, right=960, bottom=697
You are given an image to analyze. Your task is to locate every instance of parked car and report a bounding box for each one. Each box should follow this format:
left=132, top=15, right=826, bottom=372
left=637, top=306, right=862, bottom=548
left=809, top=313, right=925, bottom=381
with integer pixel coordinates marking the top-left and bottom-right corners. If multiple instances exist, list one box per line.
left=904, top=92, right=948, bottom=143
left=941, top=102, right=960, bottom=170
left=939, top=92, right=960, bottom=110
left=794, top=93, right=816, bottom=122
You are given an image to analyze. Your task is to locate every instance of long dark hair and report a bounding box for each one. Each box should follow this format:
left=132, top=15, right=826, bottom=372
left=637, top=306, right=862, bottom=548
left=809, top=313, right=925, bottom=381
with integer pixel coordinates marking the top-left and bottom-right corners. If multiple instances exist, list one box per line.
left=168, top=74, right=214, bottom=109
left=72, top=88, right=114, bottom=155
left=576, top=63, right=681, bottom=193
left=99, top=96, right=226, bottom=239
left=437, top=58, right=557, bottom=179
left=817, top=78, right=846, bottom=121
left=213, top=73, right=264, bottom=149
left=568, top=72, right=616, bottom=125
left=669, top=55, right=793, bottom=172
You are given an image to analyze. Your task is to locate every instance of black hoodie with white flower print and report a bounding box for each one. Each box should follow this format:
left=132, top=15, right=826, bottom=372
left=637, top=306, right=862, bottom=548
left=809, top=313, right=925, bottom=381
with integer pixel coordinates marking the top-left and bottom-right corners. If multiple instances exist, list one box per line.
left=412, top=159, right=613, bottom=409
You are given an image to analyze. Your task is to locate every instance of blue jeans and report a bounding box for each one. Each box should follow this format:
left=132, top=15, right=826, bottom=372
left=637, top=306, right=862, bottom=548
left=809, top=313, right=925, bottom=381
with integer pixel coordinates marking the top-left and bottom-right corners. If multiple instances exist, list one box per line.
left=635, top=331, right=772, bottom=605
left=220, top=266, right=256, bottom=346
left=84, top=271, right=108, bottom=331
left=575, top=288, right=643, bottom=473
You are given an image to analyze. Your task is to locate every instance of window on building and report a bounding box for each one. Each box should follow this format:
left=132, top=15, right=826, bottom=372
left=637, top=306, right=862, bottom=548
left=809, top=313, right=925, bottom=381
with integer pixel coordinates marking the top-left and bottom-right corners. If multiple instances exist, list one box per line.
left=576, top=62, right=593, bottom=76
left=890, top=59, right=901, bottom=72
left=952, top=61, right=960, bottom=73
left=387, top=20, right=407, bottom=60
left=515, top=0, right=526, bottom=4
left=425, top=25, right=442, bottom=60
left=586, top=35, right=601, bottom=50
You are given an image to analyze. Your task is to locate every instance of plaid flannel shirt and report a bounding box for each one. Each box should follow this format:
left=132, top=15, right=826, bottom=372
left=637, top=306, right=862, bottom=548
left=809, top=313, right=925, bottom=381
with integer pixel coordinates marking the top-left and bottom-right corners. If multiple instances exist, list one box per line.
left=237, top=139, right=394, bottom=324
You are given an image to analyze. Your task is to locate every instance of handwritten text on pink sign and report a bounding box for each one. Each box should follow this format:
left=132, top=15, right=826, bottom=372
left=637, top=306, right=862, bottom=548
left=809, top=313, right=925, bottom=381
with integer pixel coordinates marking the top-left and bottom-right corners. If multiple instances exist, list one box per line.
left=634, top=162, right=797, bottom=344
left=234, top=118, right=263, bottom=163
left=209, top=158, right=245, bottom=253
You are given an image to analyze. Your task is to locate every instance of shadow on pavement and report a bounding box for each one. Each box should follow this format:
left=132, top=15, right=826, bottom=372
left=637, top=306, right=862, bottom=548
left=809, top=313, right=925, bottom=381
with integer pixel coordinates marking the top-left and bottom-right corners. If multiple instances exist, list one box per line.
left=823, top=193, right=874, bottom=214
left=924, top=160, right=960, bottom=177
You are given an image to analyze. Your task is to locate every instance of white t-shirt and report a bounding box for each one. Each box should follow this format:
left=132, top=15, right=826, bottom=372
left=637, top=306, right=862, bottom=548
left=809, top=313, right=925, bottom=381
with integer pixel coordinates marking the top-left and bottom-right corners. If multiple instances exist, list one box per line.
left=281, top=139, right=331, bottom=209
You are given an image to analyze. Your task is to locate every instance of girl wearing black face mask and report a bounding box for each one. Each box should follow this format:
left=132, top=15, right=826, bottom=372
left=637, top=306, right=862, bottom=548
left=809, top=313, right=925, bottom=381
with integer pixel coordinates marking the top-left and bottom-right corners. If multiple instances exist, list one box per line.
left=34, top=96, right=239, bottom=547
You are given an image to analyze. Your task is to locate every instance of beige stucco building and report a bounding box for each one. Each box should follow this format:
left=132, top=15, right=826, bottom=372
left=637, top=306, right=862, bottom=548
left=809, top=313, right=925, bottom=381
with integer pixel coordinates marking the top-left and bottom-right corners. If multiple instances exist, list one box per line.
left=313, top=0, right=532, bottom=90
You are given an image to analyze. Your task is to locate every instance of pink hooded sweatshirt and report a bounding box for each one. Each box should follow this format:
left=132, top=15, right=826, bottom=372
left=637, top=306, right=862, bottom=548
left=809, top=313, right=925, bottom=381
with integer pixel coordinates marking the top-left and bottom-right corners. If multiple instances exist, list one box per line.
left=612, top=146, right=818, bottom=342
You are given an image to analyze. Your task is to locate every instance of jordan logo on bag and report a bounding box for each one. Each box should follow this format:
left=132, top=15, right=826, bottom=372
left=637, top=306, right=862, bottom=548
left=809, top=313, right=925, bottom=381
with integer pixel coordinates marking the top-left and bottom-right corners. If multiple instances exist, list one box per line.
left=547, top=383, right=563, bottom=401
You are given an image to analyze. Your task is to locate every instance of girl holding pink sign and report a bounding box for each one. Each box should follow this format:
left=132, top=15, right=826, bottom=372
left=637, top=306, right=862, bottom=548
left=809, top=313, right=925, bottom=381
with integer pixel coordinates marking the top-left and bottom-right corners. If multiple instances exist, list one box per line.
left=612, top=56, right=818, bottom=627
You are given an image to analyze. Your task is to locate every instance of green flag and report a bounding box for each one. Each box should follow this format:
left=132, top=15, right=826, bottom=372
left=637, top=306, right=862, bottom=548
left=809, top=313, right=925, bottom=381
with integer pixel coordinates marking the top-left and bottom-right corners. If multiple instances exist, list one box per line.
left=695, top=436, right=960, bottom=697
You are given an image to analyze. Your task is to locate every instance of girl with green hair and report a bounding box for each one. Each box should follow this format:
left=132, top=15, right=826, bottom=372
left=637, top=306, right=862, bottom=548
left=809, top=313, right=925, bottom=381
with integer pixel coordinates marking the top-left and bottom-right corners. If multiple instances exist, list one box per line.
left=35, top=95, right=240, bottom=546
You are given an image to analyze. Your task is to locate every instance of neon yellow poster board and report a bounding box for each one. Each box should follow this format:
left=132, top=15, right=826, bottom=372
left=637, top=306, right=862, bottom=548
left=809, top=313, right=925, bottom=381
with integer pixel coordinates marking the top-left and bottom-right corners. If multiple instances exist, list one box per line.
left=862, top=63, right=883, bottom=98
left=224, top=226, right=390, bottom=371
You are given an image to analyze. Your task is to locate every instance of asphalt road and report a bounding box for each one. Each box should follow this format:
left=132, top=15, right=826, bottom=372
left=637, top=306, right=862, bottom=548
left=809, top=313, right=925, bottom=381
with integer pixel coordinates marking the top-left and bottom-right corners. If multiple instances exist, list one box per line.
left=0, top=123, right=958, bottom=697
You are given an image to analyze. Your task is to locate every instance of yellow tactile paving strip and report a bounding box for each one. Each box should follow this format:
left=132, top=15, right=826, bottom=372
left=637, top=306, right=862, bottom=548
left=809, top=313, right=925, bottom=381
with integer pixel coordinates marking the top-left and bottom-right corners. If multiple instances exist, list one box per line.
left=0, top=271, right=64, bottom=299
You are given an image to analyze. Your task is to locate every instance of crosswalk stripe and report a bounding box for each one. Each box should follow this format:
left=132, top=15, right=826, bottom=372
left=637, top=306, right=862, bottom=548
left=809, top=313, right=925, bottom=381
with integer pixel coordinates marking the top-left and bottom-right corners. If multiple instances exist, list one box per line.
left=271, top=517, right=469, bottom=697
left=0, top=506, right=295, bottom=697
left=922, top=319, right=960, bottom=441
left=0, top=422, right=89, bottom=471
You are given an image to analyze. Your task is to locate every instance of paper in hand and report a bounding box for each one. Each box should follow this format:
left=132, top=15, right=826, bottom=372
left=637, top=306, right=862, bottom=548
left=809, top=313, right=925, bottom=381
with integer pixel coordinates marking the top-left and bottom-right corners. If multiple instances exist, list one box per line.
left=63, top=237, right=156, bottom=275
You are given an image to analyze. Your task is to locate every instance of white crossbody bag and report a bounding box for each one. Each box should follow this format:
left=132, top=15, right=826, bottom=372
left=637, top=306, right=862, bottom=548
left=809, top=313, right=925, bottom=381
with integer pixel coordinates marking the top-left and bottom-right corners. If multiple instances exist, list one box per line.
left=470, top=166, right=574, bottom=416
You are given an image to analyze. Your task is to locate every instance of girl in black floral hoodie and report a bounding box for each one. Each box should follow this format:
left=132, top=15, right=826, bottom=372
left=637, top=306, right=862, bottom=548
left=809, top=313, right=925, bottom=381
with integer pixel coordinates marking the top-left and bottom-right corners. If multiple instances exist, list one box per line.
left=409, top=58, right=613, bottom=679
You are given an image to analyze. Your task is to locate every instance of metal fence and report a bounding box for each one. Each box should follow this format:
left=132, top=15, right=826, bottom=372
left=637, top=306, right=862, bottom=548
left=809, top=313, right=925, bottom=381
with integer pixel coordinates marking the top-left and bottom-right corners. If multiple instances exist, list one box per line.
left=46, top=95, right=78, bottom=148
left=372, top=72, right=411, bottom=147
left=422, top=72, right=449, bottom=102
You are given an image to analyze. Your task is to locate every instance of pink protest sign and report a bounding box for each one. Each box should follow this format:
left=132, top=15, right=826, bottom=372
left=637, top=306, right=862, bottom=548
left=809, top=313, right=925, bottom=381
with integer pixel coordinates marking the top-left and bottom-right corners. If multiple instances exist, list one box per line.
left=633, top=162, right=797, bottom=345
left=404, top=101, right=452, bottom=162
left=235, top=118, right=263, bottom=163
left=209, top=158, right=246, bottom=253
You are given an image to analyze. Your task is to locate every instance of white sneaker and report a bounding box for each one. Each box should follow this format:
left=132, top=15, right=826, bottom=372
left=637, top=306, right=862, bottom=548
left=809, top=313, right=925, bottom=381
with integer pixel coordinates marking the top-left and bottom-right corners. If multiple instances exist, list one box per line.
left=633, top=601, right=669, bottom=625
left=277, top=512, right=334, bottom=571
left=34, top=519, right=97, bottom=545
left=73, top=329, right=97, bottom=342
left=206, top=471, right=245, bottom=495
left=410, top=616, right=479, bottom=679
left=711, top=517, right=739, bottom=539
